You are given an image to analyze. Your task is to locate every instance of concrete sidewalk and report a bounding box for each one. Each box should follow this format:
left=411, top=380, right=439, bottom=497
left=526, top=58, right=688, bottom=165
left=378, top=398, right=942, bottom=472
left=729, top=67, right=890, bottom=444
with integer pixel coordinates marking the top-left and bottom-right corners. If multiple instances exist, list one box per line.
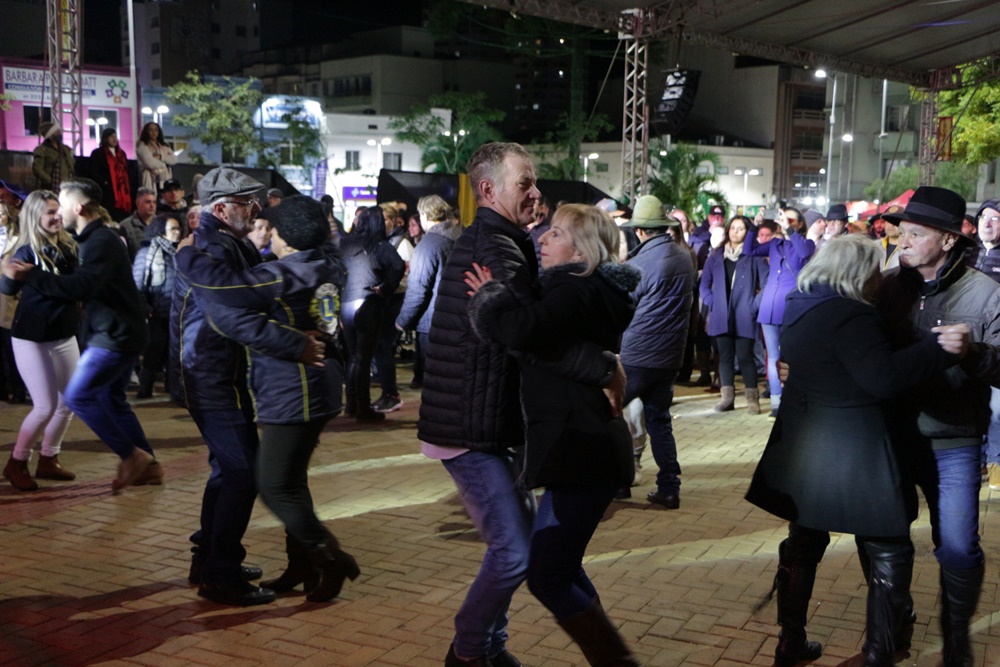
left=1, top=383, right=997, bottom=666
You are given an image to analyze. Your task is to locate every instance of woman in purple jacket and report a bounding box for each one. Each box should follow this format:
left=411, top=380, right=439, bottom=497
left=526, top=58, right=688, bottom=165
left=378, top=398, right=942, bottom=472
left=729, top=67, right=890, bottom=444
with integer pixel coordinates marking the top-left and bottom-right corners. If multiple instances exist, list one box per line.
left=743, top=207, right=821, bottom=417
left=700, top=215, right=768, bottom=413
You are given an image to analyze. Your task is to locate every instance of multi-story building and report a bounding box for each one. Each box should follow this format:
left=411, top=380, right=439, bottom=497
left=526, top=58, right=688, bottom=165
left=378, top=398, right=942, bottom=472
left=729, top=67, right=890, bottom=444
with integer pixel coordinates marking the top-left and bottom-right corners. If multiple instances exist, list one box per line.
left=121, top=0, right=261, bottom=89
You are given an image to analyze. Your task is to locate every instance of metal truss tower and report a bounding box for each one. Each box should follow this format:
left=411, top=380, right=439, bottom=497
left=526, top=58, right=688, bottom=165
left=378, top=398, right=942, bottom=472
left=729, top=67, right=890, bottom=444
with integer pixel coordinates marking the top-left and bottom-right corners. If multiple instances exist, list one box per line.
left=619, top=9, right=650, bottom=205
left=917, top=91, right=938, bottom=187
left=46, top=0, right=84, bottom=156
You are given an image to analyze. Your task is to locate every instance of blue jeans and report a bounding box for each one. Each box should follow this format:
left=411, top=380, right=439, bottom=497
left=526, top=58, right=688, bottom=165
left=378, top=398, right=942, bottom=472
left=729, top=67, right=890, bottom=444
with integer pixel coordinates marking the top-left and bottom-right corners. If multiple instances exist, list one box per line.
left=64, top=346, right=152, bottom=459
left=190, top=406, right=259, bottom=585
left=527, top=487, right=615, bottom=620
left=442, top=450, right=534, bottom=658
left=761, top=323, right=782, bottom=407
left=623, top=365, right=680, bottom=493
left=983, top=387, right=1000, bottom=465
left=913, top=444, right=984, bottom=570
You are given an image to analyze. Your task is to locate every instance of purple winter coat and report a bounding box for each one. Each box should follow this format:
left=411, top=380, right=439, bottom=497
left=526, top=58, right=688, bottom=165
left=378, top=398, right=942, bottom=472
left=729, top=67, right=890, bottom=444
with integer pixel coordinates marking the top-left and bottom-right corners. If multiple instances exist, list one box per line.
left=743, top=232, right=815, bottom=326
left=699, top=247, right=768, bottom=339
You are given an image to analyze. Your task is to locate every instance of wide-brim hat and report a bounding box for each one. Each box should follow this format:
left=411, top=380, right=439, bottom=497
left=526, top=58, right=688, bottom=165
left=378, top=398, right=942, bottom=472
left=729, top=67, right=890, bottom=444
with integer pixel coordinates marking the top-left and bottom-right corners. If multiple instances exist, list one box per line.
left=825, top=203, right=849, bottom=221
left=881, top=186, right=969, bottom=239
left=872, top=204, right=905, bottom=223
left=621, top=195, right=677, bottom=228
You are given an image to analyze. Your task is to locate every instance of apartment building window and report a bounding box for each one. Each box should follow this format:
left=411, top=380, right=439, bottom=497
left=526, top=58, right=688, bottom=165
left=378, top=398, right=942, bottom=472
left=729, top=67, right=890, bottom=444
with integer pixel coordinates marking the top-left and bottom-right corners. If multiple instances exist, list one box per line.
left=886, top=105, right=915, bottom=132
left=383, top=152, right=402, bottom=170
left=345, top=150, right=361, bottom=171
left=150, top=16, right=159, bottom=28
left=151, top=42, right=160, bottom=55
left=211, top=48, right=221, bottom=59
left=332, top=75, right=372, bottom=97
left=152, top=68, right=161, bottom=81
left=236, top=25, right=247, bottom=37
left=211, top=23, right=221, bottom=35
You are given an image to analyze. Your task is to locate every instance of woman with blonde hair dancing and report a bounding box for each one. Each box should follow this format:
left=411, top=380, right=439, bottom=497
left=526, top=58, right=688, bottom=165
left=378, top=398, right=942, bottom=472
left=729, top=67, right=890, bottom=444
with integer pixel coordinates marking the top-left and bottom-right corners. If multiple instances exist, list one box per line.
left=1, top=191, right=80, bottom=490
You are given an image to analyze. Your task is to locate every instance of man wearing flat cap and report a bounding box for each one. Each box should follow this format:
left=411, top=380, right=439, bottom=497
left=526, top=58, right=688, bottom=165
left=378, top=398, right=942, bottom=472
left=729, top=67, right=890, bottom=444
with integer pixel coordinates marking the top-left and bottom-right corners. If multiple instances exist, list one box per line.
left=31, top=122, right=75, bottom=191
left=620, top=195, right=696, bottom=509
left=170, top=166, right=323, bottom=606
left=874, top=186, right=1000, bottom=667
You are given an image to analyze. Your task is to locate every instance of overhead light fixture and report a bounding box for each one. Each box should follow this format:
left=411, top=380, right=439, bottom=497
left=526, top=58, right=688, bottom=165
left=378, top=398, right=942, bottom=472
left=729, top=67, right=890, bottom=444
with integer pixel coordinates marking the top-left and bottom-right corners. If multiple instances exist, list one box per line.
left=842, top=133, right=854, bottom=142
left=815, top=68, right=827, bottom=79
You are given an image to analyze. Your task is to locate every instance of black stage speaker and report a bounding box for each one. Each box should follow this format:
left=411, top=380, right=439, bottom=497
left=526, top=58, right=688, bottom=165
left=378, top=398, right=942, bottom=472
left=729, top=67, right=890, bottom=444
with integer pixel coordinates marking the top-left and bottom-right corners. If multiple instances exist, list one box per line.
left=653, top=69, right=700, bottom=135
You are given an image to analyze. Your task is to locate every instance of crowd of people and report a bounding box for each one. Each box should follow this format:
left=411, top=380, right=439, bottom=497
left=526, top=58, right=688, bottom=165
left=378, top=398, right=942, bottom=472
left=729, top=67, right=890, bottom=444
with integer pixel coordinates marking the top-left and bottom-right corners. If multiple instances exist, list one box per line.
left=0, top=133, right=998, bottom=667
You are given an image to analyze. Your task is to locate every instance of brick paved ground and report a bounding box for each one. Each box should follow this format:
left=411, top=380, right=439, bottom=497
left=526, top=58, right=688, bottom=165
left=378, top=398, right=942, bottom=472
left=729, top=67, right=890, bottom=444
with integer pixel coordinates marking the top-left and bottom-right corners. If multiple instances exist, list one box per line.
left=1, top=380, right=998, bottom=667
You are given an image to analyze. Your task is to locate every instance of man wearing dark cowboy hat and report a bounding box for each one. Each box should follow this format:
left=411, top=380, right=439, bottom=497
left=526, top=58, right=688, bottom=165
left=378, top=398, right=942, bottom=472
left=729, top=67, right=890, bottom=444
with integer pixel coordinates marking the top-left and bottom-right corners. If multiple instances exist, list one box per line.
left=875, top=186, right=1000, bottom=667
left=620, top=195, right=695, bottom=509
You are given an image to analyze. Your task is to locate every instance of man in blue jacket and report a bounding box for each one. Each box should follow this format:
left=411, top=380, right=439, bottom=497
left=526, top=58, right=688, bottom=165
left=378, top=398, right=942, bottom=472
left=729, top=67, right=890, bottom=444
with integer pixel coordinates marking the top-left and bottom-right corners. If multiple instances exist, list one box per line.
left=620, top=195, right=696, bottom=509
left=4, top=178, right=156, bottom=492
left=170, top=167, right=321, bottom=606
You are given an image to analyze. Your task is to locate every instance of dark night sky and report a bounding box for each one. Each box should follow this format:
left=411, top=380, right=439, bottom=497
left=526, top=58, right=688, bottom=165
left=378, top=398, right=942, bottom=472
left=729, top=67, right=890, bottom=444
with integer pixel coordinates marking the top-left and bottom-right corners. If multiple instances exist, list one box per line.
left=82, top=1, right=427, bottom=65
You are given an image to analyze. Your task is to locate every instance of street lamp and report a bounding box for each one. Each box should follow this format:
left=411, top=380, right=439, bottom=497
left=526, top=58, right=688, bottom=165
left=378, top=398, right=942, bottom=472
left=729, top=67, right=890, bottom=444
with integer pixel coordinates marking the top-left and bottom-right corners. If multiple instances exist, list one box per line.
left=733, top=167, right=761, bottom=207
left=142, top=104, right=170, bottom=126
left=582, top=152, right=599, bottom=183
left=367, top=137, right=392, bottom=169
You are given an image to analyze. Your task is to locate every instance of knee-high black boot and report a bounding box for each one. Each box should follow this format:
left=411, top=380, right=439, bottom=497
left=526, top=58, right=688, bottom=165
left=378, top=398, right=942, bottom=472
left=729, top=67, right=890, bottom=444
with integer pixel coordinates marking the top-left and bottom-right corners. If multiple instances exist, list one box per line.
left=556, top=599, right=640, bottom=667
left=774, top=536, right=825, bottom=667
left=859, top=539, right=914, bottom=667
left=940, top=564, right=984, bottom=667
left=260, top=533, right=320, bottom=593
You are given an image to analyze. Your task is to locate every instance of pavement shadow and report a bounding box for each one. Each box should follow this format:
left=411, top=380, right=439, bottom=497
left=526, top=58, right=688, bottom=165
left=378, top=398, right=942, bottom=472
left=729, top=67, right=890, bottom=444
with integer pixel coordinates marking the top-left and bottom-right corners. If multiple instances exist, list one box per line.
left=0, top=580, right=321, bottom=666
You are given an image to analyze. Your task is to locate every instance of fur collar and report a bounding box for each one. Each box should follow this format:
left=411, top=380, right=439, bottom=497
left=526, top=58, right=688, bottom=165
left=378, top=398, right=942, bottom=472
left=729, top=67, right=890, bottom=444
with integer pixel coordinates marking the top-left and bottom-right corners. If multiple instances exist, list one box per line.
left=538, top=261, right=641, bottom=293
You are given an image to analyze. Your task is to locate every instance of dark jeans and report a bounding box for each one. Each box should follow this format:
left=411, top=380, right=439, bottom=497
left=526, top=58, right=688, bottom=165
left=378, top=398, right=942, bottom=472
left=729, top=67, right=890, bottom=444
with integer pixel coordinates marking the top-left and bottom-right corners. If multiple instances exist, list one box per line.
left=139, top=316, right=169, bottom=395
left=412, top=331, right=429, bottom=385
left=715, top=334, right=757, bottom=387
left=257, top=420, right=332, bottom=546
left=190, top=406, right=259, bottom=585
left=527, top=487, right=615, bottom=619
left=623, top=364, right=680, bottom=493
left=373, top=292, right=404, bottom=397
left=342, top=297, right=384, bottom=410
left=64, top=346, right=153, bottom=459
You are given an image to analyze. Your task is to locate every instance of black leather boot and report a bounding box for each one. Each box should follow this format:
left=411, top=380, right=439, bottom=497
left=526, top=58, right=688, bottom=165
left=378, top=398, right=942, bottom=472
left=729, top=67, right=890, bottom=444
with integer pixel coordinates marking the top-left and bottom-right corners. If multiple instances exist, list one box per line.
left=260, top=533, right=320, bottom=593
left=940, top=564, right=984, bottom=667
left=306, top=539, right=361, bottom=602
left=556, top=598, right=640, bottom=667
left=859, top=539, right=914, bottom=666
left=774, top=533, right=827, bottom=667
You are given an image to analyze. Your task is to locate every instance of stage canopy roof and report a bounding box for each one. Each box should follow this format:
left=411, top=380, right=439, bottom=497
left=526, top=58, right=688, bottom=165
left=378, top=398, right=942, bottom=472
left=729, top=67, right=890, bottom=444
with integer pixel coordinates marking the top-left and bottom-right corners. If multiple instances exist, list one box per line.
left=466, top=0, right=1000, bottom=89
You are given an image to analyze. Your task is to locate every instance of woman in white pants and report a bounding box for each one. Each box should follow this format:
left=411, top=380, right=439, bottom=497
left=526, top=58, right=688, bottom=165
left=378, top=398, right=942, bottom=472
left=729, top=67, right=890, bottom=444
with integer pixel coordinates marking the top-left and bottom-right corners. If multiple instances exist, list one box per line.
left=0, top=191, right=80, bottom=491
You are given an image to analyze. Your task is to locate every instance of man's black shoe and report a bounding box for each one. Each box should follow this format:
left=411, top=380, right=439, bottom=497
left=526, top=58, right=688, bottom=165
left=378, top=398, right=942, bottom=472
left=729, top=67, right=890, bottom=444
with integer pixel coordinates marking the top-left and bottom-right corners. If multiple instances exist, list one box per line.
left=188, top=558, right=263, bottom=585
left=197, top=581, right=276, bottom=606
left=444, top=644, right=491, bottom=667
left=489, top=648, right=524, bottom=667
left=646, top=490, right=680, bottom=509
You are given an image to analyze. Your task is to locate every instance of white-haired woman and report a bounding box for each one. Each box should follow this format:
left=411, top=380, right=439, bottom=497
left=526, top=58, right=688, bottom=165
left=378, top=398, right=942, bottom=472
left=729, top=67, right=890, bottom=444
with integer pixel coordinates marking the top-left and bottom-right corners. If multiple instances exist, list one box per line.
left=466, top=203, right=641, bottom=667
left=746, top=235, right=968, bottom=667
left=0, top=191, right=80, bottom=490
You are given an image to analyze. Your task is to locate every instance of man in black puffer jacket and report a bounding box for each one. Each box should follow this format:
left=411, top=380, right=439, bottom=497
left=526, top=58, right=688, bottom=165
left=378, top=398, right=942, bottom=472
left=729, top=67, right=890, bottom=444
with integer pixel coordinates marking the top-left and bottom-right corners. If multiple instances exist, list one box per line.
left=418, top=143, right=622, bottom=667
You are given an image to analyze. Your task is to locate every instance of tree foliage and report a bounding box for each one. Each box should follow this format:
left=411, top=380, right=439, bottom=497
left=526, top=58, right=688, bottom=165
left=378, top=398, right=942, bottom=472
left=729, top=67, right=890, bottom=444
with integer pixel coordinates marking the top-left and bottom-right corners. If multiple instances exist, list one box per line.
left=929, top=61, right=1000, bottom=166
left=259, top=105, right=325, bottom=175
left=863, top=162, right=978, bottom=202
left=166, top=71, right=264, bottom=166
left=534, top=112, right=614, bottom=181
left=389, top=91, right=504, bottom=174
left=0, top=93, right=12, bottom=112
left=646, top=141, right=728, bottom=220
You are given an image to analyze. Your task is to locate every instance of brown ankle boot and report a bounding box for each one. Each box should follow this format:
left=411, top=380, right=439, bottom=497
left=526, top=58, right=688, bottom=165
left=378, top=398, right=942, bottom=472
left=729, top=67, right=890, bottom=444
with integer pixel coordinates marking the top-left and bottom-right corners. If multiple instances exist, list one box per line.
left=112, top=449, right=155, bottom=494
left=35, top=454, right=76, bottom=481
left=4, top=456, right=39, bottom=491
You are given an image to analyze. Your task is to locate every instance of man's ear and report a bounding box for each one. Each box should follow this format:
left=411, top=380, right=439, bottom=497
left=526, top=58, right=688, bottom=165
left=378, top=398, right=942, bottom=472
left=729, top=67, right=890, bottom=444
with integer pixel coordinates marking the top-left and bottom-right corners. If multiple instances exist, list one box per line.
left=477, top=178, right=493, bottom=203
left=942, top=232, right=958, bottom=251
